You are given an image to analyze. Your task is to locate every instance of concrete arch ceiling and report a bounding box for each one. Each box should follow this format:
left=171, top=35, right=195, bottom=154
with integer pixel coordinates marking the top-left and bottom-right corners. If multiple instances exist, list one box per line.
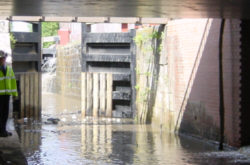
left=0, top=0, right=249, bottom=22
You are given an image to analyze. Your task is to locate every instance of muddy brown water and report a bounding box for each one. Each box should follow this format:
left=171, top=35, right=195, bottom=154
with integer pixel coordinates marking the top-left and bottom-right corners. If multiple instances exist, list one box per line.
left=17, top=93, right=250, bottom=165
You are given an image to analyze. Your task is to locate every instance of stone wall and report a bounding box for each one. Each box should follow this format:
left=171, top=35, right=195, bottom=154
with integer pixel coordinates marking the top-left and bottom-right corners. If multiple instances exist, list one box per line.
left=56, top=43, right=81, bottom=101
left=135, top=25, right=165, bottom=123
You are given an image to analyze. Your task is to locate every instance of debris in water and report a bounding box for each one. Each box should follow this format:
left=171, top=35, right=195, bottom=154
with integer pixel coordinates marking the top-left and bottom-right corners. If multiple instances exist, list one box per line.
left=45, top=118, right=60, bottom=124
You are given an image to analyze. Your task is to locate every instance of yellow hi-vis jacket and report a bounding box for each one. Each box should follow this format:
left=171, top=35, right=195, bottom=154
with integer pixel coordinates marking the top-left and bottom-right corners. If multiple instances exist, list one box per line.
left=0, top=66, right=18, bottom=96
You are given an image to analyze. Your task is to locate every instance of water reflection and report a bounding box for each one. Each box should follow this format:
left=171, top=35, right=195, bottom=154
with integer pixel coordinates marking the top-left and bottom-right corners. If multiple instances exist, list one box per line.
left=16, top=93, right=250, bottom=165
left=17, top=122, right=250, bottom=165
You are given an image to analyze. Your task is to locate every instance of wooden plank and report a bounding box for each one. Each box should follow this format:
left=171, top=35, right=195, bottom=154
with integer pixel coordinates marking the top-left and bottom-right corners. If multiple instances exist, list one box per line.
left=38, top=73, right=42, bottom=120
left=106, top=73, right=112, bottom=117
left=29, top=73, right=34, bottom=119
left=93, top=73, right=99, bottom=118
left=99, top=73, right=106, bottom=117
left=86, top=73, right=93, bottom=116
left=20, top=74, right=25, bottom=118
left=34, top=72, right=39, bottom=120
left=81, top=73, right=86, bottom=119
left=25, top=74, right=30, bottom=118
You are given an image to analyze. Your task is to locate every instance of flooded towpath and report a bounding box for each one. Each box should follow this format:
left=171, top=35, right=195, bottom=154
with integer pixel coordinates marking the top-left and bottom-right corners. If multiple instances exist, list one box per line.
left=17, top=93, right=250, bottom=165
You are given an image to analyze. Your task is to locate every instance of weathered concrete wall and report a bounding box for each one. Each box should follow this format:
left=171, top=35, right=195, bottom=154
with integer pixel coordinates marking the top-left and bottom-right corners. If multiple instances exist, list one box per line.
left=136, top=19, right=241, bottom=147
left=135, top=26, right=165, bottom=123
left=56, top=44, right=81, bottom=111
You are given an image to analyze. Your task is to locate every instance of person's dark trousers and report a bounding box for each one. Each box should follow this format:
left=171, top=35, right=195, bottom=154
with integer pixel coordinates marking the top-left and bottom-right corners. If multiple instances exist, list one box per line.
left=0, top=95, right=10, bottom=133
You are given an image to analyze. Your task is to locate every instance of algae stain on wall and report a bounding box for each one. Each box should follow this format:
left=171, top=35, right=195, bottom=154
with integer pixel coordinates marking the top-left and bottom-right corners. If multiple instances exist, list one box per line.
left=179, top=101, right=220, bottom=141
left=134, top=25, right=169, bottom=125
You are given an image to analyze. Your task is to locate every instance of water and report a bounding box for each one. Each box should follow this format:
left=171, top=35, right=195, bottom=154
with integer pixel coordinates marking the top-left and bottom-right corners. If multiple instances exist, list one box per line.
left=18, top=120, right=250, bottom=165
left=17, top=90, right=250, bottom=164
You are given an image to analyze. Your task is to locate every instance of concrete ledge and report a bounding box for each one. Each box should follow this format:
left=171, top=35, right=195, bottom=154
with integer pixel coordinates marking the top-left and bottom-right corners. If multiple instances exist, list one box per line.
left=11, top=16, right=42, bottom=22
left=2, top=16, right=168, bottom=24
left=78, top=17, right=108, bottom=23
left=141, top=17, right=168, bottom=24
left=44, top=16, right=76, bottom=22
left=110, top=17, right=139, bottom=23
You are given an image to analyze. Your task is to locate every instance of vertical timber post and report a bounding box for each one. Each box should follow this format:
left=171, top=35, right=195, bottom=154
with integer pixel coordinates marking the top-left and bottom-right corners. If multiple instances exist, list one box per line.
left=20, top=75, right=25, bottom=118
left=86, top=73, right=93, bottom=116
left=81, top=72, right=86, bottom=119
left=25, top=74, right=30, bottom=118
left=106, top=73, right=113, bottom=117
left=34, top=72, right=39, bottom=120
left=29, top=73, right=34, bottom=119
left=93, top=73, right=99, bottom=117
left=99, top=73, right=106, bottom=117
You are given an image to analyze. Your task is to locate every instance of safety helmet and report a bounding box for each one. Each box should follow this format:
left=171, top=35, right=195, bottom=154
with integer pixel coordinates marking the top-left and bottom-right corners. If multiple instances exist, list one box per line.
left=0, top=50, right=7, bottom=58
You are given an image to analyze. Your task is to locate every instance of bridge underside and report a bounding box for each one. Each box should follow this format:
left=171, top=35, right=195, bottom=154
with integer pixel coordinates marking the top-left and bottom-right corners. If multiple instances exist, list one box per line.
left=0, top=0, right=250, bottom=19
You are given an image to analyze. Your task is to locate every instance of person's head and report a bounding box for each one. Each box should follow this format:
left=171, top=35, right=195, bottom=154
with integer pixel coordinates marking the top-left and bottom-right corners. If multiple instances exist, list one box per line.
left=0, top=51, right=7, bottom=66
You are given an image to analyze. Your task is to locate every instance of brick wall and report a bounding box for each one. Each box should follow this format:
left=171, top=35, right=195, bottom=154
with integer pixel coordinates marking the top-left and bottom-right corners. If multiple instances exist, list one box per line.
left=165, top=19, right=241, bottom=146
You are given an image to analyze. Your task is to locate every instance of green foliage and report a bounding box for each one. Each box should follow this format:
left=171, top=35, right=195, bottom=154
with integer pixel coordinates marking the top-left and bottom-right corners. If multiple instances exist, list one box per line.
left=135, top=85, right=140, bottom=91
left=134, top=29, right=164, bottom=54
left=145, top=72, right=151, bottom=77
left=150, top=31, right=161, bottom=40
left=43, top=41, right=56, bottom=48
left=134, top=33, right=143, bottom=46
left=143, top=45, right=153, bottom=53
left=134, top=33, right=147, bottom=47
left=10, top=33, right=16, bottom=50
left=158, top=32, right=164, bottom=54
left=42, top=22, right=59, bottom=48
left=134, top=29, right=152, bottom=47
left=141, top=87, right=151, bottom=102
left=135, top=68, right=140, bottom=75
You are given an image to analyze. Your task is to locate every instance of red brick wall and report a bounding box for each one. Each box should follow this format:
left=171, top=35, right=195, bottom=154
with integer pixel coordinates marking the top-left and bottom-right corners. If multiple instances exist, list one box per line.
left=166, top=19, right=241, bottom=146
left=58, top=29, right=70, bottom=45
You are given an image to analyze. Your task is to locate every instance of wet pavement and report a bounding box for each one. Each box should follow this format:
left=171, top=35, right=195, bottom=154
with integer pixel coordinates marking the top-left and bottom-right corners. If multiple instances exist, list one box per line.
left=0, top=119, right=27, bottom=165
left=14, top=92, right=250, bottom=165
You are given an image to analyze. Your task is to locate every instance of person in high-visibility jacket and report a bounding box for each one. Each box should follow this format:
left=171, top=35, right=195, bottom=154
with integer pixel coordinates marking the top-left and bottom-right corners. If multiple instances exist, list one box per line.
left=0, top=50, right=18, bottom=137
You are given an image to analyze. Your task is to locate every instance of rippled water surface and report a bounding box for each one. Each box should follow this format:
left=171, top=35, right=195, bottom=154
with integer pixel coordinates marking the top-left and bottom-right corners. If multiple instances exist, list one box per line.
left=18, top=93, right=250, bottom=165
